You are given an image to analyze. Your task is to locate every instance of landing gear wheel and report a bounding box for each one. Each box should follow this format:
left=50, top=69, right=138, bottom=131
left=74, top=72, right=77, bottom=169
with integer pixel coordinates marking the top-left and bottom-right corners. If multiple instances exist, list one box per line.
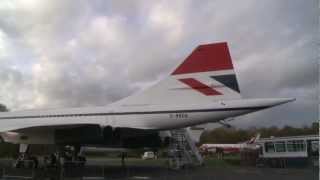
left=60, top=145, right=87, bottom=168
left=29, top=156, right=38, bottom=168
left=14, top=160, right=25, bottom=168
left=14, top=155, right=38, bottom=169
left=77, top=156, right=86, bottom=167
left=44, top=153, right=59, bottom=168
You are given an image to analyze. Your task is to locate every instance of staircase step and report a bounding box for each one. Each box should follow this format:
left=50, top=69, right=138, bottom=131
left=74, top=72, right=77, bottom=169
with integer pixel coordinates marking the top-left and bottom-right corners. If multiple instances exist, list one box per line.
left=168, top=128, right=203, bottom=169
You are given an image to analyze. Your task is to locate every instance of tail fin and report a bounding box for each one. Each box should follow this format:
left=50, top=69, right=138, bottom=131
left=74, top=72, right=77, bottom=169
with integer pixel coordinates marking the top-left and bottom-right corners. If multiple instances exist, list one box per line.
left=247, top=133, right=261, bottom=144
left=115, top=42, right=241, bottom=106
left=172, top=42, right=240, bottom=96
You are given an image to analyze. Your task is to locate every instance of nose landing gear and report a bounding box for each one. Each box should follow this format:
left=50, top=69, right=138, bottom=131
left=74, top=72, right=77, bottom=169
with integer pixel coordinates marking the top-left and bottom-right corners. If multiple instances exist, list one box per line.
left=14, top=144, right=38, bottom=169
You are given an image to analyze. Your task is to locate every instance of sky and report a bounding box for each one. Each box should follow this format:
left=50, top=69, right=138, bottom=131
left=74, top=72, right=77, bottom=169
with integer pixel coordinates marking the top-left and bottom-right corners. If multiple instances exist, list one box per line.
left=0, top=0, right=318, bottom=128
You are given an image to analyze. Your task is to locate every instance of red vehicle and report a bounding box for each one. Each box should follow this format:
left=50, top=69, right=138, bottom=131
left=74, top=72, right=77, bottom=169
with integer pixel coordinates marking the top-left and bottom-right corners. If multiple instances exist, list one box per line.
left=200, top=134, right=260, bottom=155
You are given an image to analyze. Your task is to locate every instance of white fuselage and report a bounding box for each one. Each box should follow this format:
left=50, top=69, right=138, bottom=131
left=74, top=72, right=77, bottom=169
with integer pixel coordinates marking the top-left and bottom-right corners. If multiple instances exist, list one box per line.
left=0, top=98, right=290, bottom=132
left=0, top=98, right=292, bottom=145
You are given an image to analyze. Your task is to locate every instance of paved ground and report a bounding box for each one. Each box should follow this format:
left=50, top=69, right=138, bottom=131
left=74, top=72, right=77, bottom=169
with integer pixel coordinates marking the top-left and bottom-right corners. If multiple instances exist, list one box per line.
left=0, top=158, right=318, bottom=180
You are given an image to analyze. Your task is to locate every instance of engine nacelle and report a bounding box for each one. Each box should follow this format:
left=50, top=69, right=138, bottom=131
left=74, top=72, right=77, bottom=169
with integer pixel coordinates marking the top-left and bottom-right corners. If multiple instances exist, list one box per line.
left=0, top=126, right=169, bottom=149
left=54, top=125, right=102, bottom=145
left=1, top=130, right=54, bottom=145
left=111, top=127, right=162, bottom=148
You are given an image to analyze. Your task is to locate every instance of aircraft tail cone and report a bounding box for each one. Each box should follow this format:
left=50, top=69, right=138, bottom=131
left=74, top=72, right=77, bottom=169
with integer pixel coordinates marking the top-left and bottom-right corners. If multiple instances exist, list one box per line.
left=268, top=98, right=296, bottom=107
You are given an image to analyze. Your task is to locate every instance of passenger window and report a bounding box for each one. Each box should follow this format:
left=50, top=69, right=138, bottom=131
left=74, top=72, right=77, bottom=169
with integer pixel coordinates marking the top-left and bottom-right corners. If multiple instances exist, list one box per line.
left=287, top=140, right=305, bottom=152
left=265, top=142, right=275, bottom=153
left=275, top=141, right=286, bottom=152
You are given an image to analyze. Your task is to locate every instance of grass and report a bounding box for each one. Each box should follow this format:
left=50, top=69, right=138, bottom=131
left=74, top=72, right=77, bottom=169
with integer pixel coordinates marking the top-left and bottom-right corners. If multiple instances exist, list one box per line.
left=203, top=156, right=241, bottom=168
left=87, top=156, right=168, bottom=166
left=0, top=154, right=242, bottom=169
left=86, top=154, right=241, bottom=168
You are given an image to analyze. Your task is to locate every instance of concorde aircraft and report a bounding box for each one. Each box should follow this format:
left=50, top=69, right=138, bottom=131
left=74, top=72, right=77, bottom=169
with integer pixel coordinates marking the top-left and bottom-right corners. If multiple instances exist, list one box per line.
left=0, top=42, right=294, bottom=167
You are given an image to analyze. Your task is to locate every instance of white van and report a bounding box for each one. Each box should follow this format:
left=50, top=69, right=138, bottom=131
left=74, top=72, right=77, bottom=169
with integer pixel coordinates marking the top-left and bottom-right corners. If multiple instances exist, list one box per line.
left=141, top=151, right=157, bottom=160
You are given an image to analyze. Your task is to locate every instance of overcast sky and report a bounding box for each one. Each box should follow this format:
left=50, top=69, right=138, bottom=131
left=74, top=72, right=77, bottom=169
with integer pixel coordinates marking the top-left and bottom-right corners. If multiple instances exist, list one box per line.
left=0, top=0, right=318, bottom=128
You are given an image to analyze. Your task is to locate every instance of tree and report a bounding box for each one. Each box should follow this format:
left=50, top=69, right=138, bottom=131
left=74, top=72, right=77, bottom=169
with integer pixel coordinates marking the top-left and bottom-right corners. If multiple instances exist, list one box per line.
left=0, top=103, right=8, bottom=112
left=311, top=122, right=319, bottom=134
left=0, top=103, right=17, bottom=157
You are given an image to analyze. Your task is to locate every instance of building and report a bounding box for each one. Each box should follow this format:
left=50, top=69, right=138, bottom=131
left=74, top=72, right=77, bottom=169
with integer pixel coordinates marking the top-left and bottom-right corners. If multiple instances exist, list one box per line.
left=256, top=134, right=319, bottom=168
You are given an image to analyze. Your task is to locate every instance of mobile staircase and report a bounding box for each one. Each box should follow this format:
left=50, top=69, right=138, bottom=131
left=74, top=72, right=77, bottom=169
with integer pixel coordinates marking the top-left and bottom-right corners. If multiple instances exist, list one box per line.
left=168, top=128, right=203, bottom=169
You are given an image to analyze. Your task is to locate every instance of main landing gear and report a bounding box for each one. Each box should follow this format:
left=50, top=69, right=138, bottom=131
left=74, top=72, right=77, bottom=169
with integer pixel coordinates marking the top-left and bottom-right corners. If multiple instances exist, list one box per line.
left=59, top=145, right=87, bottom=168
left=14, top=144, right=87, bottom=169
left=43, top=153, right=59, bottom=168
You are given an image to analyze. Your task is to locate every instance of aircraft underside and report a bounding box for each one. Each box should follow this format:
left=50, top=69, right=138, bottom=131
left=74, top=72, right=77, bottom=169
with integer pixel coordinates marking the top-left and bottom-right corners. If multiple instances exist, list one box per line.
left=55, top=126, right=165, bottom=148
left=5, top=126, right=169, bottom=169
left=2, top=126, right=166, bottom=149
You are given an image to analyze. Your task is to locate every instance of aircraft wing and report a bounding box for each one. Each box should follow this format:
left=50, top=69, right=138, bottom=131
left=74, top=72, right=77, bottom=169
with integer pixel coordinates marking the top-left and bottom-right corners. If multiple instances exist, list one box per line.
left=0, top=115, right=99, bottom=132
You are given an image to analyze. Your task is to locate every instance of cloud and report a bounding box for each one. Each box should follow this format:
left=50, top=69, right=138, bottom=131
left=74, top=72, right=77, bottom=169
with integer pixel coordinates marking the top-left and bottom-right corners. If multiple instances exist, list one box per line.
left=0, top=0, right=317, bottom=128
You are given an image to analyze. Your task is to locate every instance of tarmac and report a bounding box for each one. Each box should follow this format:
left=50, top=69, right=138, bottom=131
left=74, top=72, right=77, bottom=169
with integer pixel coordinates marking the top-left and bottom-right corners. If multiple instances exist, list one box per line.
left=0, top=158, right=318, bottom=180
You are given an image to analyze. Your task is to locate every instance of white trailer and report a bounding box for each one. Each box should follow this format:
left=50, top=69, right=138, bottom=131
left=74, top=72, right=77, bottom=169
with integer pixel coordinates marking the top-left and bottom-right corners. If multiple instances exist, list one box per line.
left=256, top=134, right=319, bottom=168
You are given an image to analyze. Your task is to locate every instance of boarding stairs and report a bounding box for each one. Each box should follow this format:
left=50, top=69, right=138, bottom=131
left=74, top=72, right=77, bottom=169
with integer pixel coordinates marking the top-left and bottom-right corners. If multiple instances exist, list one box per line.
left=168, top=128, right=203, bottom=169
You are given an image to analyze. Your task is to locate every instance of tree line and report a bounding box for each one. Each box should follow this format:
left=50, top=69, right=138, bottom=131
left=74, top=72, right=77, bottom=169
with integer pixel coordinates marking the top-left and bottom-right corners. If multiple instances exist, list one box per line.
left=199, top=122, right=319, bottom=144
